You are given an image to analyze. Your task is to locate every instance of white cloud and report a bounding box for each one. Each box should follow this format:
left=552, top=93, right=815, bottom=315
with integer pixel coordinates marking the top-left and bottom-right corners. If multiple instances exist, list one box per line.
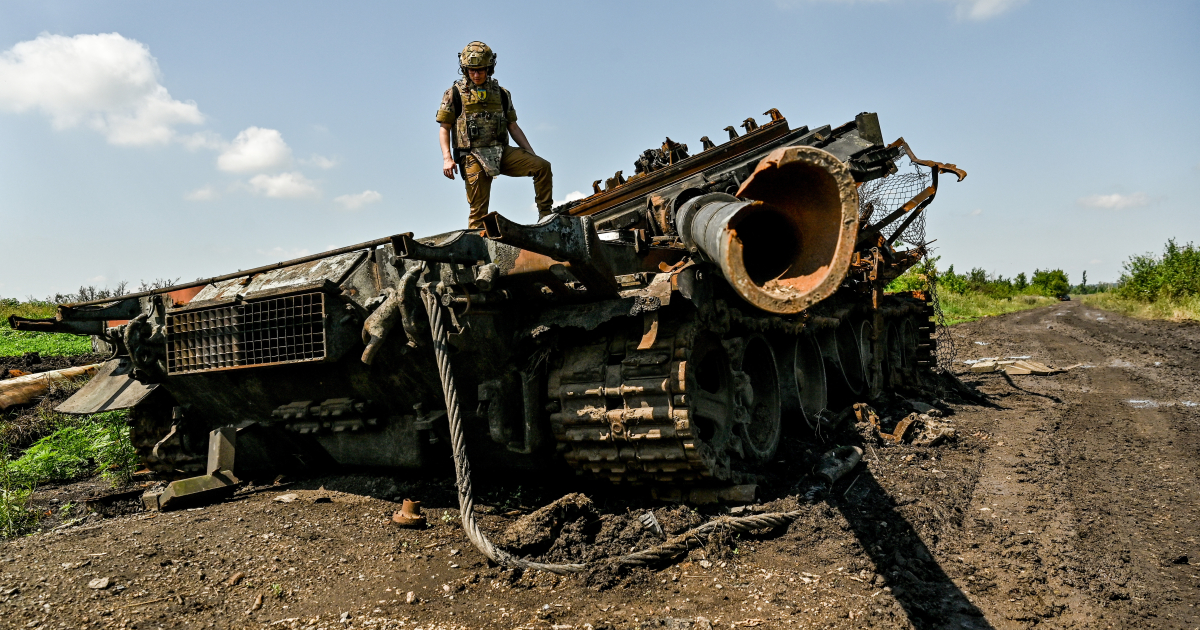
left=218, top=127, right=292, bottom=173
left=0, top=32, right=204, bottom=146
left=534, top=190, right=588, bottom=211
left=185, top=185, right=218, bottom=201
left=970, top=208, right=983, bottom=216
left=559, top=190, right=587, bottom=205
left=945, top=0, right=1028, bottom=20
left=334, top=190, right=382, bottom=210
left=303, top=154, right=338, bottom=169
left=1077, top=192, right=1152, bottom=210
left=249, top=172, right=319, bottom=199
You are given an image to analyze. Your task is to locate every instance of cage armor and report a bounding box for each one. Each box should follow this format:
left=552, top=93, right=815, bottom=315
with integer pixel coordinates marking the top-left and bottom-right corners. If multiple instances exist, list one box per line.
left=451, top=77, right=510, bottom=151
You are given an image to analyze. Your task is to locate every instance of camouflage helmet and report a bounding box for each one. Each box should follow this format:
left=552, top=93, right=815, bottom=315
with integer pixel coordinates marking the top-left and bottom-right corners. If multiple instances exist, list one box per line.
left=459, top=41, right=496, bottom=71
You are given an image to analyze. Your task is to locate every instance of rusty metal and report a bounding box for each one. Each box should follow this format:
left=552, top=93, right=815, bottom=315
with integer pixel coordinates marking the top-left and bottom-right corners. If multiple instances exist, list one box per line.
left=564, top=116, right=789, bottom=216
left=672, top=146, right=859, bottom=315
left=392, top=499, right=427, bottom=528
left=165, top=291, right=328, bottom=375
left=60, top=236, right=394, bottom=308
left=39, top=108, right=964, bottom=495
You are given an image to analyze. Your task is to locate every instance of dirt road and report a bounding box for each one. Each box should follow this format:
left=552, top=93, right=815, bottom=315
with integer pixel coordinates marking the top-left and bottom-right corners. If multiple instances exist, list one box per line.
left=1, top=301, right=1197, bottom=630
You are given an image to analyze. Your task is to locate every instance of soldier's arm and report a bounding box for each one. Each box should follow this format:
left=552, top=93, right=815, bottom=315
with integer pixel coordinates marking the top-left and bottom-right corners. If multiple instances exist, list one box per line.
left=439, top=123, right=456, bottom=179
left=508, top=122, right=534, bottom=154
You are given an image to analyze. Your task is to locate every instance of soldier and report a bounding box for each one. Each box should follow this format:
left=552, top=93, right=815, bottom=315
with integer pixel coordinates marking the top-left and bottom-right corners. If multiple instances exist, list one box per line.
left=437, top=41, right=553, bottom=229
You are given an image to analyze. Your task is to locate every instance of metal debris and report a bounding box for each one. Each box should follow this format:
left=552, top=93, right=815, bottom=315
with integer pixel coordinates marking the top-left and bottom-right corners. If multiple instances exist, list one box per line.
left=391, top=499, right=426, bottom=528
left=639, top=511, right=665, bottom=538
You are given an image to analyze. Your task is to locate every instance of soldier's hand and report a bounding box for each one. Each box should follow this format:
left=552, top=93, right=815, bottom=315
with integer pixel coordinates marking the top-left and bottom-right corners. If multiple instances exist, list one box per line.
left=443, top=158, right=457, bottom=180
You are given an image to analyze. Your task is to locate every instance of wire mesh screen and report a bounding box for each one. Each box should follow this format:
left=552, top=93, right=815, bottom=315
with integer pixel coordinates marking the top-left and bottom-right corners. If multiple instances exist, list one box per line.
left=857, top=156, right=931, bottom=248
left=860, top=156, right=956, bottom=371
left=166, top=292, right=327, bottom=374
left=926, top=262, right=957, bottom=371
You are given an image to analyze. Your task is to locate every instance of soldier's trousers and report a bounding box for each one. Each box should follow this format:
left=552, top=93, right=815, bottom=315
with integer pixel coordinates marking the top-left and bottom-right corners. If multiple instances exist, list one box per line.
left=463, top=146, right=553, bottom=229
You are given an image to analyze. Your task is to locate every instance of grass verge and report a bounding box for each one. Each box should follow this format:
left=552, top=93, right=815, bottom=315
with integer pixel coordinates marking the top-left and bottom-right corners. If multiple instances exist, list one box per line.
left=0, top=299, right=93, bottom=357
left=937, top=292, right=1057, bottom=325
left=1081, top=293, right=1200, bottom=322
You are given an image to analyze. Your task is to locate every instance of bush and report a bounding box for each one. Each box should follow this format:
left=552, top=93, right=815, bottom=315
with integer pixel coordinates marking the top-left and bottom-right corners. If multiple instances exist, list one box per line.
left=1116, top=239, right=1200, bottom=302
left=1030, top=269, right=1070, bottom=297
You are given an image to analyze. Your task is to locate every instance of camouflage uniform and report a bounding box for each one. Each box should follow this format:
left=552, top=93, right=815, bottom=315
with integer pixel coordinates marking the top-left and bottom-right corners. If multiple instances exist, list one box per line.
left=437, top=78, right=553, bottom=229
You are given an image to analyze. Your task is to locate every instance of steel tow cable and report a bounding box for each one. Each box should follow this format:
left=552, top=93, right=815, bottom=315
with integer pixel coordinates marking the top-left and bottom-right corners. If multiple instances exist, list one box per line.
left=421, top=288, right=809, bottom=575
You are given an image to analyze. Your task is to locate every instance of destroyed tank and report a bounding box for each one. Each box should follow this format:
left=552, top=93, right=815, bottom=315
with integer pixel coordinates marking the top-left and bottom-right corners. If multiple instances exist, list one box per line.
left=12, top=109, right=964, bottom=502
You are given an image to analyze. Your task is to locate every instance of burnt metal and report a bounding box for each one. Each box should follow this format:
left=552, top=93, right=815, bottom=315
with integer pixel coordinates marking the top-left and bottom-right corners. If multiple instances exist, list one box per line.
left=55, top=358, right=157, bottom=415
left=481, top=212, right=620, bottom=296
left=392, top=231, right=490, bottom=265
left=63, top=236, right=394, bottom=309
left=44, top=108, right=964, bottom=493
left=7, top=315, right=103, bottom=335
left=165, top=291, right=328, bottom=375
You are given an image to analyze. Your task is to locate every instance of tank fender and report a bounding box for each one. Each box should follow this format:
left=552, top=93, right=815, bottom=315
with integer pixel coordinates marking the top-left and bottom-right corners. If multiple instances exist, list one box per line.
left=54, top=357, right=159, bottom=415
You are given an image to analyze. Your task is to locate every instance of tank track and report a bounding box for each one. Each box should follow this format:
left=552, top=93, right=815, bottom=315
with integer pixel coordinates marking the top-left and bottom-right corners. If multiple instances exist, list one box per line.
left=549, top=315, right=732, bottom=484
left=549, top=297, right=937, bottom=485
left=127, top=394, right=208, bottom=479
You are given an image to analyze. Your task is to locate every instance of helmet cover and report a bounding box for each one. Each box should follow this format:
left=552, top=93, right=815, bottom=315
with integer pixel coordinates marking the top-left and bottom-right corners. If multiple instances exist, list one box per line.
left=459, top=41, right=496, bottom=70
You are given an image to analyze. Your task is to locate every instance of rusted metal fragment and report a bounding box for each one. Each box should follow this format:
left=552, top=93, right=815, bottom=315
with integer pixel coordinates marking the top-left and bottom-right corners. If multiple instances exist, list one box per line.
left=0, top=364, right=101, bottom=411
left=391, top=499, right=427, bottom=528
left=55, top=358, right=157, bottom=415
left=191, top=250, right=367, bottom=303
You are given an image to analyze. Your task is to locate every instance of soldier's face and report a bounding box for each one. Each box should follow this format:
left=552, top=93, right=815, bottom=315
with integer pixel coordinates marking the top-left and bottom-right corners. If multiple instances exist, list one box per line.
left=467, top=68, right=488, bottom=86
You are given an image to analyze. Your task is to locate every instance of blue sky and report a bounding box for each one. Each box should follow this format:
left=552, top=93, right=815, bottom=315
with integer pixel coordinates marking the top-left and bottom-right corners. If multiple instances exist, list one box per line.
left=1, top=0, right=1197, bottom=298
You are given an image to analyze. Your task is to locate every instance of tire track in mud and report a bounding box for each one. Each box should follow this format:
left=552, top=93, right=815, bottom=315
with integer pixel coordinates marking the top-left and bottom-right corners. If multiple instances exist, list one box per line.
left=953, top=300, right=1200, bottom=628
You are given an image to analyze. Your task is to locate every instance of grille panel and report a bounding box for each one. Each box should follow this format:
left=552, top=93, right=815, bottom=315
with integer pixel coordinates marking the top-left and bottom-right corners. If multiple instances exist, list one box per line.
left=166, top=293, right=326, bottom=375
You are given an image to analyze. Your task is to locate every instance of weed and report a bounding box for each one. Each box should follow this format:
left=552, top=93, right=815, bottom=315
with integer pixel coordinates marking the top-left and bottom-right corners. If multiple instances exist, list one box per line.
left=271, top=583, right=283, bottom=598
left=4, top=410, right=136, bottom=488
left=0, top=446, right=37, bottom=538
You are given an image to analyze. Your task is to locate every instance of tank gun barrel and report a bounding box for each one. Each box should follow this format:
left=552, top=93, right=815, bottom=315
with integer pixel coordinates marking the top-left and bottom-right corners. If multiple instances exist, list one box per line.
left=674, top=146, right=860, bottom=315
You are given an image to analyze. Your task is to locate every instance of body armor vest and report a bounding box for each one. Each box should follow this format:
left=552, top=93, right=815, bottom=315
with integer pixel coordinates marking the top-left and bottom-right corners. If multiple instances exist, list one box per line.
left=453, top=78, right=509, bottom=150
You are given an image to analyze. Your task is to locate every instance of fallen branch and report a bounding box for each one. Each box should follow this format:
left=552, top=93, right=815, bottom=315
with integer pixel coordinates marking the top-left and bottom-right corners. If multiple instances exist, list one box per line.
left=0, top=364, right=100, bottom=410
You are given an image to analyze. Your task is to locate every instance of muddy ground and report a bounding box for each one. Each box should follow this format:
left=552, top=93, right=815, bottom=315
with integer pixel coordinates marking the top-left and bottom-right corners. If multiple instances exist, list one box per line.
left=1, top=301, right=1198, bottom=629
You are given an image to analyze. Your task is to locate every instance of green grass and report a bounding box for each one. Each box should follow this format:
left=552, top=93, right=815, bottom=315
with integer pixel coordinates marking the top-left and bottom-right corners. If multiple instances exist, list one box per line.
left=5, top=410, right=137, bottom=487
left=1081, top=292, right=1200, bottom=322
left=0, top=410, right=137, bottom=538
left=937, top=292, right=1056, bottom=326
left=0, top=447, right=37, bottom=539
left=0, top=298, right=94, bottom=357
